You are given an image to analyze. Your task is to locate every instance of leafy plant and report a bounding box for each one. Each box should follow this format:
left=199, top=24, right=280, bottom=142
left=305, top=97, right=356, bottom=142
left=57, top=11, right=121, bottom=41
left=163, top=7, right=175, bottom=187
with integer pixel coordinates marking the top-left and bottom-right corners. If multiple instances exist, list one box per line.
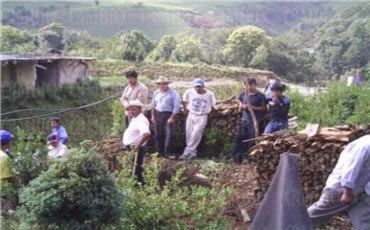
left=17, top=148, right=122, bottom=229
left=117, top=152, right=232, bottom=229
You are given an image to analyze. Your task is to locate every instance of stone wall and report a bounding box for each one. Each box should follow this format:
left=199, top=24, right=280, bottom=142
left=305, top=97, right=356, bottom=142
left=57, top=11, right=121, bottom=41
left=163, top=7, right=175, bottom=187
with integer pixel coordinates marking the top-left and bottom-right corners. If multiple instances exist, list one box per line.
left=58, top=60, right=90, bottom=85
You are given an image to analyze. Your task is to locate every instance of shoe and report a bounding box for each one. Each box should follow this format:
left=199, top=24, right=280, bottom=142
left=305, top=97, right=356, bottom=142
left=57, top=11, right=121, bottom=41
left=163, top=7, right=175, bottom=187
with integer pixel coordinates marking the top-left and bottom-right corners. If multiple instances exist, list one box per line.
left=186, top=153, right=197, bottom=160
left=179, top=153, right=190, bottom=160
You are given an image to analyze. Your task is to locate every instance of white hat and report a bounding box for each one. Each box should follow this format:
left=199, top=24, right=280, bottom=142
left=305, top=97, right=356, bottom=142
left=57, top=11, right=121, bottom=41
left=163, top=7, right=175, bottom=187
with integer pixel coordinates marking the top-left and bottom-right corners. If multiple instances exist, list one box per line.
left=154, top=75, right=172, bottom=84
left=126, top=100, right=144, bottom=108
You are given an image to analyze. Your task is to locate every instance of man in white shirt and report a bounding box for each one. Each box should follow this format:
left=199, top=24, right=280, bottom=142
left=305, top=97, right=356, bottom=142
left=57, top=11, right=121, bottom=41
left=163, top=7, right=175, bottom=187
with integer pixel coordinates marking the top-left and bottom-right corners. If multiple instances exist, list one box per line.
left=47, top=133, right=68, bottom=160
left=307, top=135, right=370, bottom=230
left=123, top=100, right=150, bottom=183
left=179, top=78, right=216, bottom=160
left=120, top=70, right=149, bottom=127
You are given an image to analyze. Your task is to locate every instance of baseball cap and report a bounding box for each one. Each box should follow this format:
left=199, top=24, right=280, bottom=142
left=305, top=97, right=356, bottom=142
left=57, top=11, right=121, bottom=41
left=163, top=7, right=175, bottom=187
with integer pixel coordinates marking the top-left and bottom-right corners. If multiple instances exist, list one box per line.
left=193, top=78, right=204, bottom=87
left=0, top=130, right=14, bottom=144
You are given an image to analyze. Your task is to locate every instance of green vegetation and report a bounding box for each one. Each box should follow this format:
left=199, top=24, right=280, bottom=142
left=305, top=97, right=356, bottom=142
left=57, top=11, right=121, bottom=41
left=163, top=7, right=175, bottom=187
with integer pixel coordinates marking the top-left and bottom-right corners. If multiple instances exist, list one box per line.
left=118, top=152, right=232, bottom=229
left=17, top=148, right=122, bottom=229
left=287, top=83, right=370, bottom=128
left=1, top=81, right=114, bottom=144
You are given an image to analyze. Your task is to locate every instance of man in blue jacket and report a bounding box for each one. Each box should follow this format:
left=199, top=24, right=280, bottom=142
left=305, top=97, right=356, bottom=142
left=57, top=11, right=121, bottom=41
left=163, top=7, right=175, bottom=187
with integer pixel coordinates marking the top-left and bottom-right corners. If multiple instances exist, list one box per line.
left=264, top=83, right=290, bottom=134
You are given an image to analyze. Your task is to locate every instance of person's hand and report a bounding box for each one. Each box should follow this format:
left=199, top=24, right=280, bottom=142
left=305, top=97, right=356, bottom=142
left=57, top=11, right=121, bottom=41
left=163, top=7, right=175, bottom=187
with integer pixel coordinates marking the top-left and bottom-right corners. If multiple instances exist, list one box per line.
left=167, top=117, right=175, bottom=124
left=241, top=104, right=248, bottom=109
left=133, top=145, right=140, bottom=151
left=272, top=96, right=279, bottom=103
left=341, top=190, right=354, bottom=204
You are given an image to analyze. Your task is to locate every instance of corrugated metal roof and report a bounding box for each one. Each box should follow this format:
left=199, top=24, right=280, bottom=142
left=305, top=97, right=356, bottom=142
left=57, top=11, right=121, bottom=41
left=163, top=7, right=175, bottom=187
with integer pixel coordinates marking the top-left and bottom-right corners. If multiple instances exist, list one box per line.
left=0, top=54, right=95, bottom=62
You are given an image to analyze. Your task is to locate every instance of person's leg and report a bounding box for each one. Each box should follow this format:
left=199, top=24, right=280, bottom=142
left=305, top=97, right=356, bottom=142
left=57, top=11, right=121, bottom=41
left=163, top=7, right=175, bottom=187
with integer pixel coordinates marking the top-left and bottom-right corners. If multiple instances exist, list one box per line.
left=348, top=193, right=370, bottom=230
left=134, top=147, right=145, bottom=183
left=164, top=113, right=174, bottom=155
left=184, top=115, right=208, bottom=159
left=180, top=114, right=194, bottom=159
left=264, top=121, right=274, bottom=134
left=232, top=121, right=249, bottom=163
left=154, top=111, right=165, bottom=155
left=307, top=188, right=350, bottom=226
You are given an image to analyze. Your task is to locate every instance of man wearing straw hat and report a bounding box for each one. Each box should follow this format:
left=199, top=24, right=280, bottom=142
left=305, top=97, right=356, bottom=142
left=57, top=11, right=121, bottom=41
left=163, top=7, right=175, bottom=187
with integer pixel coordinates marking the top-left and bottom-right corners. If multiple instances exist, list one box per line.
left=151, top=76, right=181, bottom=157
left=123, top=100, right=150, bottom=183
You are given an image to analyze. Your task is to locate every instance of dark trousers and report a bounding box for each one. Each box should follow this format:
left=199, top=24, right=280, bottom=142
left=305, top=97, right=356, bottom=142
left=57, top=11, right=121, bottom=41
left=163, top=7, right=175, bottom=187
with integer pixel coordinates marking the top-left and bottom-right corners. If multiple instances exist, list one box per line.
left=129, top=146, right=145, bottom=183
left=232, top=120, right=256, bottom=163
left=154, top=111, right=174, bottom=156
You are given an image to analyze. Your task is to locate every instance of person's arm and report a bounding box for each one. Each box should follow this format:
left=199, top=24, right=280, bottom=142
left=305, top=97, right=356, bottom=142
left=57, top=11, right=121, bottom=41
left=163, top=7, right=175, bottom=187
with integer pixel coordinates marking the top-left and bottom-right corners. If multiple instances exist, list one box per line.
left=137, top=85, right=149, bottom=104
left=59, top=127, right=69, bottom=144
left=134, top=133, right=150, bottom=151
left=339, top=145, right=368, bottom=204
left=150, top=93, right=157, bottom=123
left=120, top=88, right=129, bottom=107
left=182, top=90, right=190, bottom=112
left=168, top=91, right=180, bottom=123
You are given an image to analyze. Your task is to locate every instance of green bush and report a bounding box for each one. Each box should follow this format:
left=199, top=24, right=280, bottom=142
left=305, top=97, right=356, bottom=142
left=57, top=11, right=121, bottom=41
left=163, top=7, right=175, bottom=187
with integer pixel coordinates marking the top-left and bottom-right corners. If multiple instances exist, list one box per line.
left=111, top=100, right=125, bottom=136
left=117, top=152, right=232, bottom=229
left=17, top=148, right=122, bottom=229
left=9, top=128, right=48, bottom=186
left=287, top=82, right=370, bottom=127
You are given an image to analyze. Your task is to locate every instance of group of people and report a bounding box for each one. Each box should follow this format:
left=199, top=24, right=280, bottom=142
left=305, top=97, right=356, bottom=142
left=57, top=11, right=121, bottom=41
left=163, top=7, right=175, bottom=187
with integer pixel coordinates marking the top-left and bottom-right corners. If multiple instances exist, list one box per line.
left=0, top=117, right=69, bottom=182
left=120, top=70, right=291, bottom=182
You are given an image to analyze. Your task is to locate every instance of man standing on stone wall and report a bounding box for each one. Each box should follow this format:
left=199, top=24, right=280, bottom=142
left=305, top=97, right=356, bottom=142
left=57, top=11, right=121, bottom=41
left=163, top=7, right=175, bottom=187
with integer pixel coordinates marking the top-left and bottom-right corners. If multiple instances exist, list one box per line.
left=179, top=78, right=216, bottom=160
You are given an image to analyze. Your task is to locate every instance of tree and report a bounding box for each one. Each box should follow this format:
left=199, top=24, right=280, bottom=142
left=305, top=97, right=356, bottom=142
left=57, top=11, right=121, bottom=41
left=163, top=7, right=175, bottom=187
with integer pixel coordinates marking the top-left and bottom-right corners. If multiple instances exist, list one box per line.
left=18, top=148, right=123, bottom=229
left=223, top=26, right=268, bottom=67
left=64, top=30, right=100, bottom=56
left=172, top=35, right=203, bottom=63
left=0, top=25, right=36, bottom=54
left=39, top=23, right=65, bottom=51
left=146, top=35, right=177, bottom=62
left=120, top=30, right=154, bottom=61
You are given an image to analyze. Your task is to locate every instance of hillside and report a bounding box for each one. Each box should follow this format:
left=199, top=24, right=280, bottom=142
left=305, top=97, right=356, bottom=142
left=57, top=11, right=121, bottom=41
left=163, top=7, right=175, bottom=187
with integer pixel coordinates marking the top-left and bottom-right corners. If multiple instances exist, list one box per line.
left=1, top=1, right=346, bottom=39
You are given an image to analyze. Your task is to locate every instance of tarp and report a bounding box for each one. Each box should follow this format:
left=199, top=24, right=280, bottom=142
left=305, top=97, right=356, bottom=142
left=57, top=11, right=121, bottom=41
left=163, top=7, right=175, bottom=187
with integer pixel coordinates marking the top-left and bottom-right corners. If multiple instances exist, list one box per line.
left=251, top=152, right=312, bottom=230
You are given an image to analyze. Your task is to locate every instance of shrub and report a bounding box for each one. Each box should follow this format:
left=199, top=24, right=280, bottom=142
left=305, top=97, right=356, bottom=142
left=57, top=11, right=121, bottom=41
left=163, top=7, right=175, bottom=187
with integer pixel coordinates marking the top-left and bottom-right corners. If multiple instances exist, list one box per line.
left=111, top=100, right=125, bottom=136
left=9, top=128, right=48, bottom=186
left=117, top=152, right=232, bottom=229
left=17, top=148, right=122, bottom=229
left=287, top=82, right=370, bottom=127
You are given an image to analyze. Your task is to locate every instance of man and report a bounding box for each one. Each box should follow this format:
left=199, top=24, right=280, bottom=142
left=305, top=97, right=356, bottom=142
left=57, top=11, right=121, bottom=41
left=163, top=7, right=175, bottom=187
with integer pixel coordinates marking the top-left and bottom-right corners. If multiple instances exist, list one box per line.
left=232, top=77, right=266, bottom=164
left=120, top=70, right=149, bottom=127
left=123, top=100, right=151, bottom=183
left=264, top=83, right=290, bottom=134
left=47, top=133, right=68, bottom=160
left=151, top=76, right=180, bottom=157
left=307, top=135, right=370, bottom=230
left=179, top=78, right=217, bottom=160
left=50, top=117, right=69, bottom=144
left=0, top=130, right=14, bottom=181
left=355, top=70, right=363, bottom=87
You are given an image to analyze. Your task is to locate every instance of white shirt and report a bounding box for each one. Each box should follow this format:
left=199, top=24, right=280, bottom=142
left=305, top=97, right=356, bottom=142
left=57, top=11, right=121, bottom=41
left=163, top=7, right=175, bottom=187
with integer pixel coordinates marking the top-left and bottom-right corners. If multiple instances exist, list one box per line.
left=123, top=113, right=150, bottom=146
left=48, top=143, right=68, bottom=159
left=325, top=135, right=370, bottom=195
left=183, top=88, right=216, bottom=115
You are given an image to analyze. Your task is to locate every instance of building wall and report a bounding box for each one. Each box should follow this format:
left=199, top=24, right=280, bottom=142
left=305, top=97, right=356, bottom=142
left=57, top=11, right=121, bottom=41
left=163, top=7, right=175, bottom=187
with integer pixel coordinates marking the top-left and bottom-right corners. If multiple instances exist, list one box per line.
left=16, top=61, right=37, bottom=90
left=1, top=64, right=11, bottom=88
left=58, top=60, right=89, bottom=85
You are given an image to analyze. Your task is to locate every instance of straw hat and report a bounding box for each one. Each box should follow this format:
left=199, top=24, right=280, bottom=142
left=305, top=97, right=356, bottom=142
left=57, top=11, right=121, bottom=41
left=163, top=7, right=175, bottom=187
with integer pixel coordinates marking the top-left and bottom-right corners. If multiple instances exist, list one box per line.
left=154, top=75, right=172, bottom=84
left=126, top=100, right=145, bottom=108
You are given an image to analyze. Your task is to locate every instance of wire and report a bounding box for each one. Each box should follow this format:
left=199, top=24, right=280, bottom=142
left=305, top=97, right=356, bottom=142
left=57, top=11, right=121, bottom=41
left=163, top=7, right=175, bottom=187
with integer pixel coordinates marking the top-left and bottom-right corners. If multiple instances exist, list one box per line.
left=1, top=90, right=123, bottom=122
left=1, top=108, right=65, bottom=116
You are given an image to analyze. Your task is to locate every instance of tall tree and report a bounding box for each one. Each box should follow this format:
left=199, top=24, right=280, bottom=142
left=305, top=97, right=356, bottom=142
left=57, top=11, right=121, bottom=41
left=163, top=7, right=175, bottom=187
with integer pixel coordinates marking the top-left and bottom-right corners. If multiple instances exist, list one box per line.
left=223, top=26, right=268, bottom=67
left=146, top=35, right=177, bottom=62
left=172, top=35, right=203, bottom=63
left=0, top=25, right=36, bottom=54
left=120, top=30, right=154, bottom=62
left=39, top=23, right=65, bottom=52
